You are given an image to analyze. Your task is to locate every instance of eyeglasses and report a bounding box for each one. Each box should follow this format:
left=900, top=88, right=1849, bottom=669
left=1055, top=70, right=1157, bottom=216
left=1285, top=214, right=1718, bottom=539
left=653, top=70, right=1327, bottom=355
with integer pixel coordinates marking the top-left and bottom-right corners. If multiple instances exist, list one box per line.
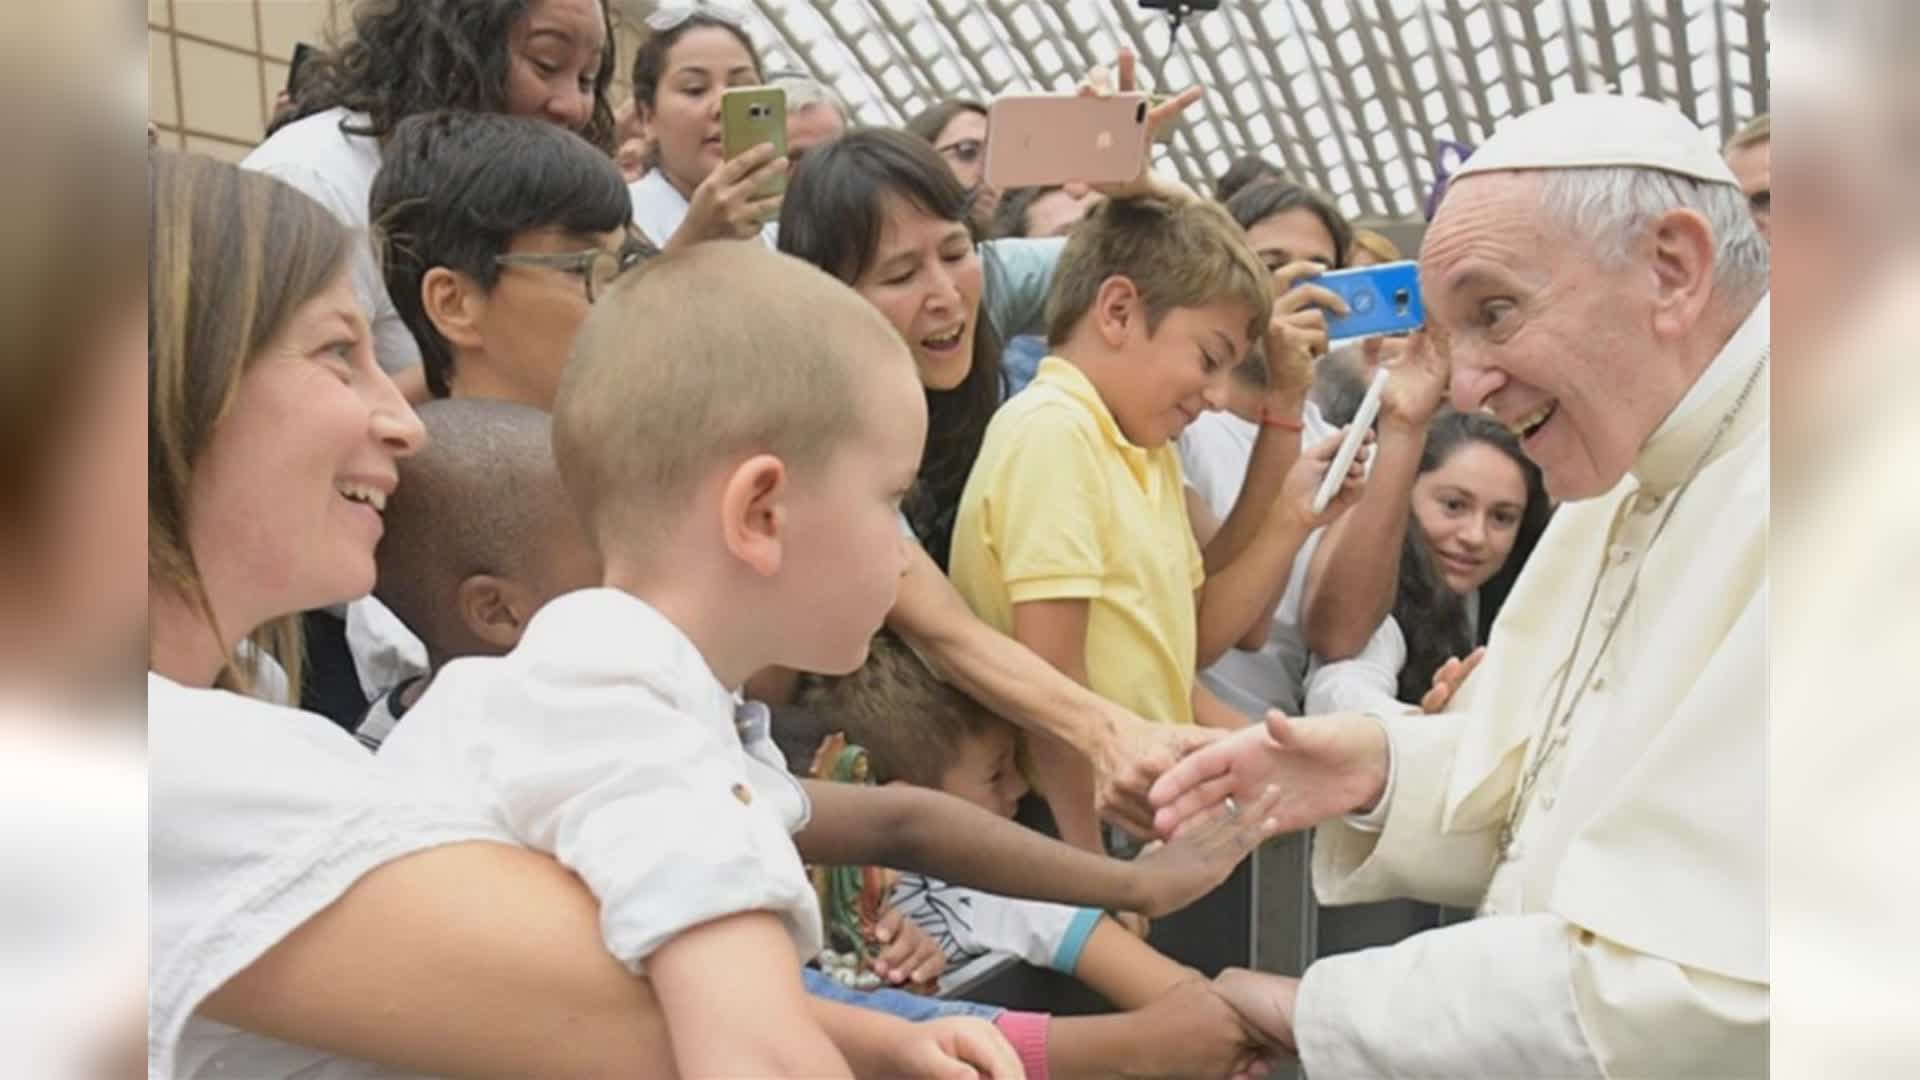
left=936, top=138, right=985, bottom=166
left=645, top=2, right=747, bottom=32
left=494, top=230, right=656, bottom=303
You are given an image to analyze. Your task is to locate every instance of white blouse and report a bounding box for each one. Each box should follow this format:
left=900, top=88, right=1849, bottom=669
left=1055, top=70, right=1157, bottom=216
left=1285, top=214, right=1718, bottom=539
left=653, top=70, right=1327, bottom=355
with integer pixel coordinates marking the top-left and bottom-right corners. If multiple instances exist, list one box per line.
left=628, top=168, right=779, bottom=250
left=148, top=672, right=509, bottom=1079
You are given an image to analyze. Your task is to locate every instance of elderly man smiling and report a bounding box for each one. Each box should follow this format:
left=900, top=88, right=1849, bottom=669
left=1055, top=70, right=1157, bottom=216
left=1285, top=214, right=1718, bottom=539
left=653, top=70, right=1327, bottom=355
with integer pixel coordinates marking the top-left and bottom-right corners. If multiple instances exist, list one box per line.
left=1157, top=93, right=1771, bottom=1077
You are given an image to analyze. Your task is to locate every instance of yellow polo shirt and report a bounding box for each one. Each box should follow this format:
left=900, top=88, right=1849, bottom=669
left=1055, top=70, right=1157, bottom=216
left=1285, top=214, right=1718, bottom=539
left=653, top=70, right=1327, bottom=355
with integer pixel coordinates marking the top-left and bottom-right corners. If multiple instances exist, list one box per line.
left=951, top=357, right=1205, bottom=726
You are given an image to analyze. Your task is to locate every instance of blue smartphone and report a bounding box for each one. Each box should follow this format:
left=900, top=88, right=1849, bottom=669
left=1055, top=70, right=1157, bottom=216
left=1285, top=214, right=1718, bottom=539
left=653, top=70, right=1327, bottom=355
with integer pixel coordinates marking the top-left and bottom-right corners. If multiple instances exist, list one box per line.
left=1312, top=261, right=1424, bottom=342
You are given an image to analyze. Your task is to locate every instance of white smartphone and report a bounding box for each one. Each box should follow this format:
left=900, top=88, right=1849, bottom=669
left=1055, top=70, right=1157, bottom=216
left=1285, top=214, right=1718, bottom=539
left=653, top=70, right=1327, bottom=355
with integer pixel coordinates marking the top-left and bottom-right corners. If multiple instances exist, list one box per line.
left=983, top=92, right=1150, bottom=190
left=1312, top=367, right=1390, bottom=515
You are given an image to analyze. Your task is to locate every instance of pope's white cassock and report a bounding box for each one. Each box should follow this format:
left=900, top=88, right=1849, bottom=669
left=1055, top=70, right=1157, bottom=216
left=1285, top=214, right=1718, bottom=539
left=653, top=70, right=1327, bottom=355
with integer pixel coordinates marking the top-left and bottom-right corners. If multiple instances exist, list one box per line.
left=1293, top=104, right=1769, bottom=1078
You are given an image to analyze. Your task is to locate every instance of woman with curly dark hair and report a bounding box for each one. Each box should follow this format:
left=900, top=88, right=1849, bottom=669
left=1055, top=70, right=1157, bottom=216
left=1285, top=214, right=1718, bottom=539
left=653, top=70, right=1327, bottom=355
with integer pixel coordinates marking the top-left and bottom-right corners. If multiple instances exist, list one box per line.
left=245, top=0, right=615, bottom=399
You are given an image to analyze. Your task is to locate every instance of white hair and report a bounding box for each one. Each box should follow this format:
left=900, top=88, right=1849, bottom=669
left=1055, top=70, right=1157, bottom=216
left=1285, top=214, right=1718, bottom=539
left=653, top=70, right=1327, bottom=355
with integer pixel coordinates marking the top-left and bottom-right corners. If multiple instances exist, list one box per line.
left=1537, top=167, right=1770, bottom=303
left=768, top=73, right=849, bottom=121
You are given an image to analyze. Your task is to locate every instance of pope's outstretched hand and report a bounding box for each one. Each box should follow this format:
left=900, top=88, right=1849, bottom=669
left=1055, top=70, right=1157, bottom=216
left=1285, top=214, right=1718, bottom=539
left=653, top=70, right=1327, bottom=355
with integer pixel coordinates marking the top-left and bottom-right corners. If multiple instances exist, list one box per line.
left=1149, top=710, right=1393, bottom=839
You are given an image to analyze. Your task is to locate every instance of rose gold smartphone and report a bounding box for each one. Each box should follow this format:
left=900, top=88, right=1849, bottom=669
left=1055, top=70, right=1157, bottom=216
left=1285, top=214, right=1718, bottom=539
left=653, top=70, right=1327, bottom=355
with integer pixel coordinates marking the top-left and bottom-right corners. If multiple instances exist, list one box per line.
left=983, top=92, right=1151, bottom=190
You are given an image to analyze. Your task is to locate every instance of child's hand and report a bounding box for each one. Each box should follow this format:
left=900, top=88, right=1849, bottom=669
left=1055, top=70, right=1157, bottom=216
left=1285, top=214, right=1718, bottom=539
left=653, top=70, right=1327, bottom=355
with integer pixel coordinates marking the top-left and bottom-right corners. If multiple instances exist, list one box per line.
left=872, top=906, right=945, bottom=989
left=1277, top=427, right=1371, bottom=531
left=1420, top=647, right=1486, bottom=714
left=878, top=1016, right=1024, bottom=1079
left=1130, top=785, right=1286, bottom=918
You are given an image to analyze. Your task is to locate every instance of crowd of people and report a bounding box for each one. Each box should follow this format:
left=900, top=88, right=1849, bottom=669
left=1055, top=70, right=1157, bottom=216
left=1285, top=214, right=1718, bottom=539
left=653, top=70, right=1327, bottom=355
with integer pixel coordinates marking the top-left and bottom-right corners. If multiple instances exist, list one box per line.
left=145, top=0, right=1773, bottom=1077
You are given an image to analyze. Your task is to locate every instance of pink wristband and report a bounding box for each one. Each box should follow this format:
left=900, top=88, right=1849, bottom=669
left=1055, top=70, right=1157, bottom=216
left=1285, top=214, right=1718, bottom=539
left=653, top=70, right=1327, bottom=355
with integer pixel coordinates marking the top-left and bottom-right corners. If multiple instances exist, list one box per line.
left=992, top=1009, right=1051, bottom=1080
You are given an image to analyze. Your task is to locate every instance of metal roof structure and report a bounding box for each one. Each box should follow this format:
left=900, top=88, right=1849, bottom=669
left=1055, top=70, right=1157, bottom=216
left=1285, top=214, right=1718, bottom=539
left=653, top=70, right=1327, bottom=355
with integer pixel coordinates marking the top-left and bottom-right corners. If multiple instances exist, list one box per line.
left=621, top=1, right=1770, bottom=222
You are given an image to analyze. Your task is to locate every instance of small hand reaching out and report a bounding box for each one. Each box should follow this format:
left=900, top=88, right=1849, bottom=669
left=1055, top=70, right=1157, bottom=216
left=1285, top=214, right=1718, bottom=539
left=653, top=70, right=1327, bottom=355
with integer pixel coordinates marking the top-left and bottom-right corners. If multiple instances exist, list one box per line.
left=872, top=905, right=945, bottom=990
left=1420, top=647, right=1486, bottom=714
left=1130, top=784, right=1286, bottom=917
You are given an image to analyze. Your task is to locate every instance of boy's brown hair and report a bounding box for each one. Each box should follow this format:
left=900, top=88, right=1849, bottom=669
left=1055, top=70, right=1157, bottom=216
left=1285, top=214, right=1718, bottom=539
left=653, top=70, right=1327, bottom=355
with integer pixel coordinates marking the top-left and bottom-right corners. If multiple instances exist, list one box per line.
left=553, top=242, right=906, bottom=561
left=1043, top=196, right=1273, bottom=352
left=797, top=631, right=1004, bottom=788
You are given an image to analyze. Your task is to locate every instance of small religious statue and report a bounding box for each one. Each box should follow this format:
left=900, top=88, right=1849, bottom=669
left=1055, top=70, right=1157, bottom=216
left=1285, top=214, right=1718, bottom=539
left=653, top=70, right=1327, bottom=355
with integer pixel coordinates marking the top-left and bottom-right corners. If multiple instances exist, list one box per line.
left=807, top=733, right=900, bottom=991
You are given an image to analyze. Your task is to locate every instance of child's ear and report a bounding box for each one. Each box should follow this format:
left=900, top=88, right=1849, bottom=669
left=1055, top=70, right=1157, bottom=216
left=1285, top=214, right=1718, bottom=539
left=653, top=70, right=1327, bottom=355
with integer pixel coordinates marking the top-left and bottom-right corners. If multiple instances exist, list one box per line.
left=1093, top=274, right=1141, bottom=348
left=719, top=453, right=788, bottom=578
left=421, top=266, right=487, bottom=352
left=456, top=574, right=537, bottom=653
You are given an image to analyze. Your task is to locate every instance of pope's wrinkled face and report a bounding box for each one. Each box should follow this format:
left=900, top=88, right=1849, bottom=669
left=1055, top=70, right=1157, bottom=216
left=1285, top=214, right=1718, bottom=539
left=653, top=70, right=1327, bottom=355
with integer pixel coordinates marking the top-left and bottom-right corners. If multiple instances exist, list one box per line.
left=1422, top=172, right=1697, bottom=502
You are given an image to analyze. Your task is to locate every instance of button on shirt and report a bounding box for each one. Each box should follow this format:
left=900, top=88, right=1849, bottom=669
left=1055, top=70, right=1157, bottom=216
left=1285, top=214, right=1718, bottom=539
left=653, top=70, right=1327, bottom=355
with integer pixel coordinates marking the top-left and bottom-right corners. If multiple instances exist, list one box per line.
left=375, top=588, right=822, bottom=973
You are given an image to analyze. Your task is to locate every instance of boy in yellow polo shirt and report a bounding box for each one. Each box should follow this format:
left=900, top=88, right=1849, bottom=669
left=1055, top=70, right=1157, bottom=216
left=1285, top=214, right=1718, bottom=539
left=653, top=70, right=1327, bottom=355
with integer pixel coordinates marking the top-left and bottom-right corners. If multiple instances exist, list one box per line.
left=950, top=197, right=1365, bottom=850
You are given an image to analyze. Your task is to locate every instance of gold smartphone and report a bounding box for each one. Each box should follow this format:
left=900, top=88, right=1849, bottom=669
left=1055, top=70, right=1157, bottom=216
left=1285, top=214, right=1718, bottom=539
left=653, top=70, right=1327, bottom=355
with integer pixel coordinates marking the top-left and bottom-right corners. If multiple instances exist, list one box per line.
left=722, top=86, right=788, bottom=198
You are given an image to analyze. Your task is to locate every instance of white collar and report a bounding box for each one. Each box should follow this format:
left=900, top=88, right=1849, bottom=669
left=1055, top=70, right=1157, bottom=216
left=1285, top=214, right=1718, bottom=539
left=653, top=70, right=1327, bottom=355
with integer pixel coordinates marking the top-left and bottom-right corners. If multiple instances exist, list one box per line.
left=1633, top=293, right=1770, bottom=491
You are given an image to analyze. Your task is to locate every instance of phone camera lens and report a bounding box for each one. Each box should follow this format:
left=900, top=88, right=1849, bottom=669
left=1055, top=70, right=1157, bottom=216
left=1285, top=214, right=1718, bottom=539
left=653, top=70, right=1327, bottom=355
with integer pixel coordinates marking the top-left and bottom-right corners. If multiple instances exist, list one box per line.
left=1393, top=288, right=1411, bottom=313
left=1135, top=101, right=1147, bottom=124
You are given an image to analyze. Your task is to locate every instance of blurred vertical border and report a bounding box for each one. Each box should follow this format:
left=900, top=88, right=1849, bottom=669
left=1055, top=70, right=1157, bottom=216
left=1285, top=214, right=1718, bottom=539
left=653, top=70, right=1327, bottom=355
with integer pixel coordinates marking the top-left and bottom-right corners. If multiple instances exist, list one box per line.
left=1770, top=0, right=1920, bottom=1076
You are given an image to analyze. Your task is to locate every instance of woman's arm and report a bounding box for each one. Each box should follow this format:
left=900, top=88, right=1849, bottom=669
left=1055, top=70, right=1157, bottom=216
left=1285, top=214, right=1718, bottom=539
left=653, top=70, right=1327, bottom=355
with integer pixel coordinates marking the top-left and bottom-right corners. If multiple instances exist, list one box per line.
left=887, top=543, right=1219, bottom=838
left=200, top=840, right=680, bottom=1079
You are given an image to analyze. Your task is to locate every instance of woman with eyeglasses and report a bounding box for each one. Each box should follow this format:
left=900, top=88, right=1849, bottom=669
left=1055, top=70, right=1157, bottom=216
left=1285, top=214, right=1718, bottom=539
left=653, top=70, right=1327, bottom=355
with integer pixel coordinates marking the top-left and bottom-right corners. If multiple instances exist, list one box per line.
left=626, top=5, right=789, bottom=249
left=906, top=99, right=1000, bottom=229
left=246, top=0, right=617, bottom=403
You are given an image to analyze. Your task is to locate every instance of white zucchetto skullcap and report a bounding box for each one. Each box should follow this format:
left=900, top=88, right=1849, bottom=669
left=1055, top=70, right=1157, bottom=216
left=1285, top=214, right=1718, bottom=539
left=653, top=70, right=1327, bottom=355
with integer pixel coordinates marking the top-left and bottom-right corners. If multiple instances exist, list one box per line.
left=1454, top=93, right=1739, bottom=187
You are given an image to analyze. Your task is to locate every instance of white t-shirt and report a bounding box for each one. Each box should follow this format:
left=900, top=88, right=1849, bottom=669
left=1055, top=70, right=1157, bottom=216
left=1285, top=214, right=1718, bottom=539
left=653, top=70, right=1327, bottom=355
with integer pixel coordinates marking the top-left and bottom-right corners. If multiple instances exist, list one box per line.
left=149, top=672, right=509, bottom=1080
left=242, top=108, right=420, bottom=376
left=344, top=595, right=427, bottom=703
left=374, top=588, right=822, bottom=973
left=888, top=873, right=1104, bottom=994
left=628, top=168, right=779, bottom=250
left=1176, top=401, right=1337, bottom=716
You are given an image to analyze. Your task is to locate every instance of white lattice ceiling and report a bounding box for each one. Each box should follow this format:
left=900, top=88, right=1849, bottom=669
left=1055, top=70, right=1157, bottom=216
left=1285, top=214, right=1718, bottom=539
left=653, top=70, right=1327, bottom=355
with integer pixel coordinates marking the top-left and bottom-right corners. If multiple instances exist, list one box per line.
left=629, top=1, right=1770, bottom=222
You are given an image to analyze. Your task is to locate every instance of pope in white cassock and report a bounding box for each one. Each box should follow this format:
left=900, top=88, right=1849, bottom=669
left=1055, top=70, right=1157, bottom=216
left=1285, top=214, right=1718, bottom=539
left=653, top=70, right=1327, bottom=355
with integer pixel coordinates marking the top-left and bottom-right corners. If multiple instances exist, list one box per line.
left=1152, top=92, right=1769, bottom=1077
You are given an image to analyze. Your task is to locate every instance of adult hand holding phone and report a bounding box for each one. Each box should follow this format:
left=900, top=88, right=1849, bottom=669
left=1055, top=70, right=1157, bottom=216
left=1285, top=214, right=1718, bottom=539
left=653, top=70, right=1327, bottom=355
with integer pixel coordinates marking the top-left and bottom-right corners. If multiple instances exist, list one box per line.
left=1266, top=261, right=1351, bottom=389
left=1068, top=48, right=1204, bottom=205
left=670, top=142, right=786, bottom=248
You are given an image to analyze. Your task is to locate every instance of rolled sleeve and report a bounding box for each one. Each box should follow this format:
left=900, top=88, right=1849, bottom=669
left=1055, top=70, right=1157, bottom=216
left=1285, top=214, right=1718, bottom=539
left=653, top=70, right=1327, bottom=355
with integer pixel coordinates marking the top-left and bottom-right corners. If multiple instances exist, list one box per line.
left=482, top=672, right=823, bottom=972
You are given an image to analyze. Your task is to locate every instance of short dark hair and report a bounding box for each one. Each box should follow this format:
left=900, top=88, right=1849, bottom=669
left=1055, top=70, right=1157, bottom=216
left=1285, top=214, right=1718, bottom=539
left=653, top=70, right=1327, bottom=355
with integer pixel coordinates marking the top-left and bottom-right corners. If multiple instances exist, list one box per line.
left=1214, top=152, right=1284, bottom=203
left=370, top=111, right=634, bottom=398
left=375, top=399, right=571, bottom=668
left=990, top=184, right=1063, bottom=240
left=279, top=0, right=618, bottom=150
left=796, top=631, right=1003, bottom=788
left=631, top=12, right=762, bottom=113
left=778, top=128, right=1001, bottom=567
left=1224, top=177, right=1354, bottom=269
